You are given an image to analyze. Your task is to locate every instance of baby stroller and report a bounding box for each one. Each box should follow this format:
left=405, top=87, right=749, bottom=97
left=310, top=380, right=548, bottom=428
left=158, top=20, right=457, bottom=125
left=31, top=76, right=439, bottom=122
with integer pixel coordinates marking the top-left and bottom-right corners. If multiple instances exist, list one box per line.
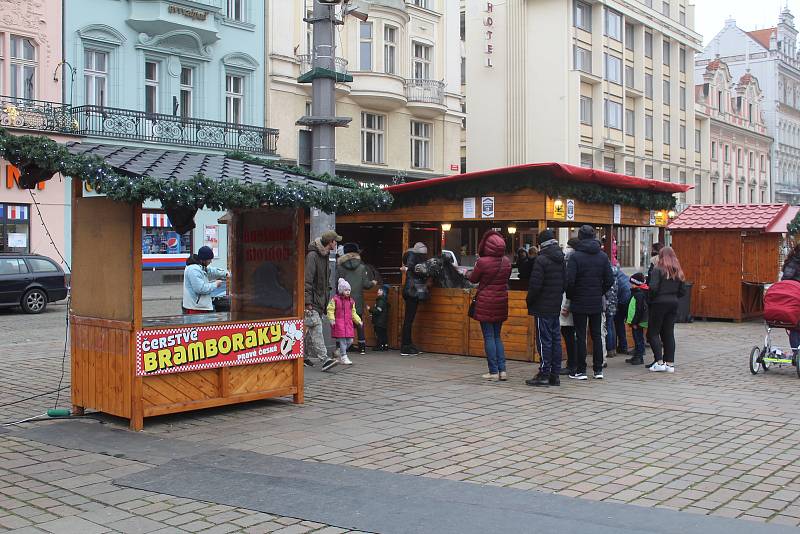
left=751, top=280, right=800, bottom=377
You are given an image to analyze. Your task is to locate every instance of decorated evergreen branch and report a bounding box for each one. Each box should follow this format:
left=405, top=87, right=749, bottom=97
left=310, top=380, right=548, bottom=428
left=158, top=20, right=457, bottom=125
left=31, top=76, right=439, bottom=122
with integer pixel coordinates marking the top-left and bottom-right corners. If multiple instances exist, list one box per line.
left=789, top=210, right=800, bottom=235
left=0, top=129, right=394, bottom=216
left=391, top=171, right=678, bottom=211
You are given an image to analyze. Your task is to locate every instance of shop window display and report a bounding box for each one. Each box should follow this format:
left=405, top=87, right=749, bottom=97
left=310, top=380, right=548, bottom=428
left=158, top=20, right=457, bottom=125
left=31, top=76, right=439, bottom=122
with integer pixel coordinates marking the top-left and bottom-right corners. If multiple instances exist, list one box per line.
left=141, top=211, right=192, bottom=269
left=0, top=203, right=30, bottom=253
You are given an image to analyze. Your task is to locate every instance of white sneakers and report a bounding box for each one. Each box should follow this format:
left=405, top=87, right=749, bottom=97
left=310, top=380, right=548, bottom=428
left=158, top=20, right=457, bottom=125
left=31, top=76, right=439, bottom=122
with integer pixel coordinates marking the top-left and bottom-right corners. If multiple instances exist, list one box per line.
left=482, top=373, right=499, bottom=381
left=339, top=354, right=353, bottom=365
left=650, top=362, right=675, bottom=373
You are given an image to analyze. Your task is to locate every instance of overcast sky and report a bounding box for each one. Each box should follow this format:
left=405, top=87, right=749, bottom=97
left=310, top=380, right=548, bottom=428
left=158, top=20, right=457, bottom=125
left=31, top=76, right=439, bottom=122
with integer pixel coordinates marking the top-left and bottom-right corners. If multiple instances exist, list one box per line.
left=694, top=0, right=800, bottom=45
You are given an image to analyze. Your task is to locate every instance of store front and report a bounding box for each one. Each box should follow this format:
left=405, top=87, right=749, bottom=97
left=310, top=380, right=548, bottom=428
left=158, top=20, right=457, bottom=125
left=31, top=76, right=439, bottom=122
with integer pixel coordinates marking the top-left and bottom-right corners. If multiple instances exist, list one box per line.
left=0, top=202, right=30, bottom=253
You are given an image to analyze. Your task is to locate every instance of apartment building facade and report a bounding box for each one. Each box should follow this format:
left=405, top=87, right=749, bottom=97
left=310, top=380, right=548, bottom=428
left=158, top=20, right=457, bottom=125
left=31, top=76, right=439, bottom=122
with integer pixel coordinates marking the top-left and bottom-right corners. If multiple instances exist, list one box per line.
left=699, top=10, right=800, bottom=204
left=696, top=59, right=772, bottom=204
left=266, top=0, right=463, bottom=185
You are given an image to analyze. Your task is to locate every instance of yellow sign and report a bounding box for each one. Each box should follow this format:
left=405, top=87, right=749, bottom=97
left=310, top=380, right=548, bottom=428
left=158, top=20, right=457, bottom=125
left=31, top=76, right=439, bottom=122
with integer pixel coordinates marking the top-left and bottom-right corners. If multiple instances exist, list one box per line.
left=552, top=199, right=565, bottom=220
left=655, top=210, right=667, bottom=227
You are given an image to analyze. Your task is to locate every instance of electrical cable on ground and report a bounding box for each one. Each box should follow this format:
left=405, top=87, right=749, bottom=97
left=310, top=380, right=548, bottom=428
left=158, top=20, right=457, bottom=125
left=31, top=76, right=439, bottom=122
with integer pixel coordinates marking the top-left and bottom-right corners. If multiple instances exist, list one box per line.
left=0, top=386, right=70, bottom=409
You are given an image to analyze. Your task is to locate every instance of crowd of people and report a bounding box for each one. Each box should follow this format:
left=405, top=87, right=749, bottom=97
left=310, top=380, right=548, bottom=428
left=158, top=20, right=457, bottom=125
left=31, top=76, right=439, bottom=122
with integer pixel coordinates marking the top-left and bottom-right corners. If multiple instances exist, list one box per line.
left=294, top=226, right=686, bottom=378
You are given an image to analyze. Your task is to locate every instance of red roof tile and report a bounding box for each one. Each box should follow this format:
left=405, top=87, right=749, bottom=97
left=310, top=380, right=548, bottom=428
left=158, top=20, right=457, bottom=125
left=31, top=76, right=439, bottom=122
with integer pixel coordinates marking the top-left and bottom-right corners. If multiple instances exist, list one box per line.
left=747, top=28, right=776, bottom=50
left=668, top=204, right=797, bottom=232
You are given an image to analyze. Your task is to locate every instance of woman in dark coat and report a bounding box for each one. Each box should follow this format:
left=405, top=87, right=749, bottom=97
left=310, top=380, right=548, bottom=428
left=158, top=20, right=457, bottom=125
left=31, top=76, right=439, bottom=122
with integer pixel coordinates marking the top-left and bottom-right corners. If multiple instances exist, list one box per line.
left=468, top=230, right=512, bottom=381
left=516, top=248, right=533, bottom=284
left=781, top=244, right=800, bottom=353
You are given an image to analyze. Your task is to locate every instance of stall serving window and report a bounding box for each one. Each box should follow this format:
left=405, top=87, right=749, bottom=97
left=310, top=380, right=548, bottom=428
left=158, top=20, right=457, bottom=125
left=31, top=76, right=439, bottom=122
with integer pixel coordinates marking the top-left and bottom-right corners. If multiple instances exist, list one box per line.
left=141, top=211, right=192, bottom=269
left=0, top=203, right=30, bottom=253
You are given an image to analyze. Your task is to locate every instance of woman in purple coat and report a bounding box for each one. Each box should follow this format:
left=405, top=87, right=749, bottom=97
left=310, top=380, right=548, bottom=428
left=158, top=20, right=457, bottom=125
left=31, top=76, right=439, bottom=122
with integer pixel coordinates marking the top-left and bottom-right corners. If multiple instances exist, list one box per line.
left=468, top=230, right=512, bottom=381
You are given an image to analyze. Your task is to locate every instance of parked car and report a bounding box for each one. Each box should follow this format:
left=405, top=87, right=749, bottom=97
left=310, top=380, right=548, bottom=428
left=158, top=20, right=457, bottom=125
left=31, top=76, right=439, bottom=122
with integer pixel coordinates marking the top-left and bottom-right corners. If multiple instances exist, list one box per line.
left=0, top=253, right=69, bottom=314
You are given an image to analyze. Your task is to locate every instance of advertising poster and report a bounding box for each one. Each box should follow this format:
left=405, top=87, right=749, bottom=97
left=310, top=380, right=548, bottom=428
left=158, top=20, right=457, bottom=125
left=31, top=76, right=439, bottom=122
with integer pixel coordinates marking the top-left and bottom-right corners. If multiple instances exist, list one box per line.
left=204, top=224, right=219, bottom=257
left=136, top=319, right=304, bottom=376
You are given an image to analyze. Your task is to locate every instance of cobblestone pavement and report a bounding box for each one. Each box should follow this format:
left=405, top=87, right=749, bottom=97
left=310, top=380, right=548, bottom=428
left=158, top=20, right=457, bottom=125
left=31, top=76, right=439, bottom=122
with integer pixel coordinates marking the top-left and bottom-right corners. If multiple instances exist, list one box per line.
left=3, top=302, right=800, bottom=531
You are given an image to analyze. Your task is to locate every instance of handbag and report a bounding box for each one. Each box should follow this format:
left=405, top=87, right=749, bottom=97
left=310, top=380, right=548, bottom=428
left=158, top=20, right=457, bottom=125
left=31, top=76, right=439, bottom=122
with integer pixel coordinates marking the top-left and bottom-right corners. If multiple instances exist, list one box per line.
left=468, top=259, right=505, bottom=319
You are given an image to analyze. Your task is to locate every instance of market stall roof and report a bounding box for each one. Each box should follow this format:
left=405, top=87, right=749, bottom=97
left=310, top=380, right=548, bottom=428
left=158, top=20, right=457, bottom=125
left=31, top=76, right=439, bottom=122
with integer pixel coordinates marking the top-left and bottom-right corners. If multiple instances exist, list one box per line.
left=668, top=204, right=799, bottom=232
left=67, top=142, right=331, bottom=189
left=387, top=163, right=692, bottom=195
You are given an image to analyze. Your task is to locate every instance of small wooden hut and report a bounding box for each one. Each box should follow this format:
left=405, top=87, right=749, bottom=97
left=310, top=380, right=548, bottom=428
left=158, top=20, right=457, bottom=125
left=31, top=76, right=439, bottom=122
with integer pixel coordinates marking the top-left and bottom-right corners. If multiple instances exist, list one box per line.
left=669, top=204, right=800, bottom=321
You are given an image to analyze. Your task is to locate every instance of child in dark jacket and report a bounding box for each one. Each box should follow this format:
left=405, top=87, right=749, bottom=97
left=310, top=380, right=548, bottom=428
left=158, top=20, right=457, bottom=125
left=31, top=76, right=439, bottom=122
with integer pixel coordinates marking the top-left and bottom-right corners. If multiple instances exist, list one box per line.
left=625, top=272, right=649, bottom=365
left=370, top=284, right=390, bottom=351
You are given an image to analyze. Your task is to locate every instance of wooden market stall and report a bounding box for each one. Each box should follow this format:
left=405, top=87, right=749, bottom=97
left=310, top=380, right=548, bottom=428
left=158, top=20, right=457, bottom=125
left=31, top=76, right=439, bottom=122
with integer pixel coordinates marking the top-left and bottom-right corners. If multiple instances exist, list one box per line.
left=2, top=131, right=389, bottom=431
left=669, top=204, right=799, bottom=321
left=338, top=163, right=690, bottom=362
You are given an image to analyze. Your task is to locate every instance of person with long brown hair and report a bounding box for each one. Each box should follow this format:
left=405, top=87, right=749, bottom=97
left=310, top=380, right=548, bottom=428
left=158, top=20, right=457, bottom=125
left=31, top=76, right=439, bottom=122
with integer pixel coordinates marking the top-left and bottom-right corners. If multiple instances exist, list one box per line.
left=648, top=246, right=686, bottom=373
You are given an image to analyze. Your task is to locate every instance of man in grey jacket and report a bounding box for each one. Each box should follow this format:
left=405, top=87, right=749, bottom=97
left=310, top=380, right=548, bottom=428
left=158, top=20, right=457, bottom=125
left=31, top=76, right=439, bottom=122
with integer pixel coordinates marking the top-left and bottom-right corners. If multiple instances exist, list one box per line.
left=304, top=230, right=342, bottom=371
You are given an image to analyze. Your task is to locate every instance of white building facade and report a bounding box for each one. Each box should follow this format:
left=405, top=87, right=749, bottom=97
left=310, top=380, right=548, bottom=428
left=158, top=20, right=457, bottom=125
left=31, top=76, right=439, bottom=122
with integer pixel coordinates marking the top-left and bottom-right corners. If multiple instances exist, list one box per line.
left=699, top=10, right=800, bottom=203
left=696, top=59, right=772, bottom=204
left=266, top=0, right=463, bottom=185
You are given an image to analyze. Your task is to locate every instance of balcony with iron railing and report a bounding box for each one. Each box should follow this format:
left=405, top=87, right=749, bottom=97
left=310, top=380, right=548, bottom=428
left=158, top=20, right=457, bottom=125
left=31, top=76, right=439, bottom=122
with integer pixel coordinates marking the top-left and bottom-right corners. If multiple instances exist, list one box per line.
left=0, top=96, right=73, bottom=133
left=404, top=79, right=446, bottom=118
left=297, top=53, right=349, bottom=78
left=71, top=105, right=279, bottom=155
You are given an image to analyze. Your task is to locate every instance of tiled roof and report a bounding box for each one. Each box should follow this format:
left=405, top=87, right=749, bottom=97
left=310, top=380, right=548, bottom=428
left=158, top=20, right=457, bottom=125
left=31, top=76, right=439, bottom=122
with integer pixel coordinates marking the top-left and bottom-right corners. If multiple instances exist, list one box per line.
left=747, top=28, right=776, bottom=50
left=668, top=204, right=794, bottom=231
left=66, top=143, right=330, bottom=190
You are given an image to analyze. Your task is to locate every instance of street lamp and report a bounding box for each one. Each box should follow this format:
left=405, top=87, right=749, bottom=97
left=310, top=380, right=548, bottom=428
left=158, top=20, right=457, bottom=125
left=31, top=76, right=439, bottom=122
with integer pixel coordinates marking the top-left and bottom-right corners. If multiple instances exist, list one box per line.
left=441, top=223, right=452, bottom=232
left=507, top=226, right=517, bottom=235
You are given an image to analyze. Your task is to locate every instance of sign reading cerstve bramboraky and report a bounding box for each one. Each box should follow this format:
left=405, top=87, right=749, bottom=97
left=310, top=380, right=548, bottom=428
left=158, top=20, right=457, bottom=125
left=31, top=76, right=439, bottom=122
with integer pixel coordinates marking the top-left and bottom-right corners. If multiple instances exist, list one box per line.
left=136, top=319, right=304, bottom=376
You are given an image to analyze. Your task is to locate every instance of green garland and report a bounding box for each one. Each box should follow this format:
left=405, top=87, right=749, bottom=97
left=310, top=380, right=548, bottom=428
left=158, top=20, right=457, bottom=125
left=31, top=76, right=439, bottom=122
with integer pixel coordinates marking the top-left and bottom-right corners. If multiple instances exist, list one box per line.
left=392, top=171, right=678, bottom=211
left=0, top=129, right=393, bottom=214
left=789, top=211, right=800, bottom=235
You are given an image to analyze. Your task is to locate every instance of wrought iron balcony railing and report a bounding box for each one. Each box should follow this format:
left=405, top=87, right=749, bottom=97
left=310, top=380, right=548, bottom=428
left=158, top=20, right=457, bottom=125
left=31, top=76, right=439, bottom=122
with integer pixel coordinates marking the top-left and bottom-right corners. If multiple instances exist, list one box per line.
left=71, top=105, right=279, bottom=155
left=0, top=96, right=73, bottom=133
left=297, top=53, right=349, bottom=77
left=404, top=79, right=445, bottom=105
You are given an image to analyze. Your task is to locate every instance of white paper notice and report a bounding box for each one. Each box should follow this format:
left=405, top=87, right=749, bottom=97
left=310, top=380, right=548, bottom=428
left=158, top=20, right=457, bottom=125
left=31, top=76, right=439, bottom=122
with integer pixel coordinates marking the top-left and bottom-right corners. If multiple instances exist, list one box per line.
left=613, top=204, right=621, bottom=224
left=8, top=233, right=26, bottom=248
left=463, top=197, right=476, bottom=219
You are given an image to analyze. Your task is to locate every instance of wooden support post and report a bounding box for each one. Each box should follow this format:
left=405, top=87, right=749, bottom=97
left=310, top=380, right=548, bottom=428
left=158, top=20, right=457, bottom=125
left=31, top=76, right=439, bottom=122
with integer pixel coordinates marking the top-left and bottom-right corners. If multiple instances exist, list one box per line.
left=71, top=178, right=85, bottom=417
left=131, top=202, right=144, bottom=431
left=293, top=356, right=304, bottom=404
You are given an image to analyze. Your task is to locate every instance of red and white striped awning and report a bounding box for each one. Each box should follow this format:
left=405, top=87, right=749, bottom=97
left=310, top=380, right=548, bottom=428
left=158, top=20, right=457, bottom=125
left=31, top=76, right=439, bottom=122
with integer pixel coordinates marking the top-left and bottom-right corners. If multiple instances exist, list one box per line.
left=142, top=212, right=172, bottom=228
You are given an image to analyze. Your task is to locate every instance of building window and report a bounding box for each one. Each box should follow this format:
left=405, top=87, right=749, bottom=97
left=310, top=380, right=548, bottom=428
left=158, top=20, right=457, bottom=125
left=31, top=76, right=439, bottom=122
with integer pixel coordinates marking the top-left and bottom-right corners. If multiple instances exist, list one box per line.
left=144, top=61, right=158, bottom=114
left=84, top=49, right=107, bottom=107
left=663, top=80, right=671, bottom=105
left=10, top=35, right=36, bottom=100
left=574, top=46, right=592, bottom=73
left=625, top=160, right=635, bottom=175
left=305, top=9, right=313, bottom=53
left=225, top=74, right=243, bottom=124
left=605, top=8, right=622, bottom=41
left=662, top=0, right=669, bottom=17
left=711, top=141, right=717, bottom=160
left=574, top=1, right=592, bottom=31
left=359, top=22, right=373, bottom=71
left=737, top=148, right=743, bottom=167
left=0, top=203, right=30, bottom=253
left=227, top=0, right=244, bottom=21
left=410, top=121, right=431, bottom=169
left=412, top=42, right=432, bottom=80
left=645, top=114, right=653, bottom=140
left=179, top=67, right=193, bottom=119
left=580, top=153, right=593, bottom=168
left=460, top=11, right=466, bottom=41
left=724, top=144, right=730, bottom=163
left=663, top=167, right=671, bottom=181
left=460, top=57, right=466, bottom=85
left=644, top=32, right=653, bottom=58
left=749, top=151, right=754, bottom=170
left=625, top=108, right=635, bottom=135
left=717, top=90, right=724, bottom=113
left=680, top=125, right=686, bottom=149
left=412, top=0, right=430, bottom=8
left=663, top=120, right=670, bottom=144
left=625, top=23, right=635, bottom=51
left=645, top=73, right=653, bottom=98
left=680, top=170, right=687, bottom=184
left=680, top=85, right=686, bottom=110
left=712, top=182, right=717, bottom=203
left=695, top=129, right=701, bottom=153
left=605, top=99, right=623, bottom=130
left=750, top=188, right=755, bottom=203
left=580, top=95, right=592, bottom=125
left=625, top=65, right=634, bottom=88
left=384, top=25, right=397, bottom=74
left=662, top=40, right=671, bottom=66
left=680, top=10, right=686, bottom=25
left=361, top=112, right=385, bottom=164
left=761, top=154, right=765, bottom=170
left=604, top=157, right=616, bottom=172
left=761, top=190, right=766, bottom=203
left=679, top=47, right=686, bottom=73
left=605, top=54, right=622, bottom=84
left=645, top=164, right=653, bottom=179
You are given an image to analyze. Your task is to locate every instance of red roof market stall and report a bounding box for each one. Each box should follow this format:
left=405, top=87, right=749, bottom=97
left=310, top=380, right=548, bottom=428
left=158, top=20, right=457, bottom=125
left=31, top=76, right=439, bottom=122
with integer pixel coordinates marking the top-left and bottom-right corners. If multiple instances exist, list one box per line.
left=669, top=204, right=800, bottom=321
left=338, top=163, right=690, bottom=361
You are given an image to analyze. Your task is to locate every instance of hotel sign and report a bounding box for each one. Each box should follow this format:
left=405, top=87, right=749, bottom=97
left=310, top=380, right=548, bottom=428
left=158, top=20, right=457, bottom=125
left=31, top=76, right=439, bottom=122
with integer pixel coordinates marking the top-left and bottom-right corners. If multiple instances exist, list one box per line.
left=484, top=2, right=494, bottom=67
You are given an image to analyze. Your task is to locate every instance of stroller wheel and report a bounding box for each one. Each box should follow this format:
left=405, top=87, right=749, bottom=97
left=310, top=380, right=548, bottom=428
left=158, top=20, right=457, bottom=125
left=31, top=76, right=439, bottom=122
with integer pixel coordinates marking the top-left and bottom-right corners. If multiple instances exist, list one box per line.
left=749, top=346, right=763, bottom=375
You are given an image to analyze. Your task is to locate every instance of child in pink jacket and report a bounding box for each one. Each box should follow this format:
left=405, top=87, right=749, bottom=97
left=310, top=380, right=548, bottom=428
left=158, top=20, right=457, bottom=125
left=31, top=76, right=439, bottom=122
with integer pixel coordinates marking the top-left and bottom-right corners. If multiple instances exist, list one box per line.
left=327, top=278, right=363, bottom=365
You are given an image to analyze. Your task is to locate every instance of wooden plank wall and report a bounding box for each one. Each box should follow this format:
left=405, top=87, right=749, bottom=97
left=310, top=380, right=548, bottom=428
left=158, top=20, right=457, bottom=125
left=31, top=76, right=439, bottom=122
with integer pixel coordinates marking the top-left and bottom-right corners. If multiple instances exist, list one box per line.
left=71, top=316, right=132, bottom=418
left=742, top=233, right=781, bottom=284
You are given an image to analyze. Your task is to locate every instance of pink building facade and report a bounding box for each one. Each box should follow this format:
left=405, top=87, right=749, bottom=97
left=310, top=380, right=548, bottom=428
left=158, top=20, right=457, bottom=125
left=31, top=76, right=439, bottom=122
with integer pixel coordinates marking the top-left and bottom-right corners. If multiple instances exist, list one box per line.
left=0, top=0, right=73, bottom=268
left=696, top=59, right=772, bottom=205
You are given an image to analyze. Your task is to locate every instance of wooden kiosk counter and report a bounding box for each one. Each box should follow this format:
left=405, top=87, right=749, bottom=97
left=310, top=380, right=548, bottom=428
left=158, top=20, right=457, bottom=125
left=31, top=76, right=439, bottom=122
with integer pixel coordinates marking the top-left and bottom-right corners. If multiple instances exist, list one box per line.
left=338, top=163, right=691, bottom=362
left=3, top=132, right=391, bottom=431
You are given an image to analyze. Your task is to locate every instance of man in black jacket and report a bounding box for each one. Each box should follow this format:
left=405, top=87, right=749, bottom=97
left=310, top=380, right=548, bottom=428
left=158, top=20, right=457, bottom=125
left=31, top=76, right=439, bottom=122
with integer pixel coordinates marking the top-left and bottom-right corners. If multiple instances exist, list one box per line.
left=525, top=230, right=565, bottom=387
left=566, top=225, right=614, bottom=380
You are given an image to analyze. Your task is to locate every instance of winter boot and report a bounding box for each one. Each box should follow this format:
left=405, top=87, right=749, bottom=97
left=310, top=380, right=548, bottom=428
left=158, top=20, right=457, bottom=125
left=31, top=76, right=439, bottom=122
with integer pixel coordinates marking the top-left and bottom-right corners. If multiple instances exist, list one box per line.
left=359, top=341, right=367, bottom=355
left=548, top=374, right=561, bottom=386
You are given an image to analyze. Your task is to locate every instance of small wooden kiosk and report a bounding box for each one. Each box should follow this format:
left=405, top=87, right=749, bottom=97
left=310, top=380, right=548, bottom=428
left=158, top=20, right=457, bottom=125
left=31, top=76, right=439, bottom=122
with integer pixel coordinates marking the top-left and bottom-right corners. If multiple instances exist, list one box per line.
left=2, top=132, right=389, bottom=431
left=338, top=163, right=690, bottom=361
left=669, top=204, right=799, bottom=321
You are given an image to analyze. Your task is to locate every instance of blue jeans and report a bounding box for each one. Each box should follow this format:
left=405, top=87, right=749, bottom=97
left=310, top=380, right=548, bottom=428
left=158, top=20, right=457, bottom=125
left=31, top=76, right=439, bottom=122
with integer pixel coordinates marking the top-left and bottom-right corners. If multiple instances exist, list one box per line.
left=480, top=321, right=506, bottom=374
left=789, top=330, right=800, bottom=355
left=535, top=315, right=562, bottom=376
left=632, top=326, right=645, bottom=358
left=605, top=311, right=616, bottom=352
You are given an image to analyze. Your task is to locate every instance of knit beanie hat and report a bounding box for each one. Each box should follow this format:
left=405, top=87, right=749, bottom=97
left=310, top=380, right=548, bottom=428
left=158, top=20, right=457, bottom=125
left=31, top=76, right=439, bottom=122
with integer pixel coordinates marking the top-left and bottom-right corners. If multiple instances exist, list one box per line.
left=197, top=246, right=214, bottom=261
left=578, top=224, right=596, bottom=240
left=337, top=278, right=351, bottom=293
left=537, top=229, right=555, bottom=245
left=630, top=272, right=646, bottom=286
left=343, top=242, right=359, bottom=255
left=412, top=242, right=428, bottom=254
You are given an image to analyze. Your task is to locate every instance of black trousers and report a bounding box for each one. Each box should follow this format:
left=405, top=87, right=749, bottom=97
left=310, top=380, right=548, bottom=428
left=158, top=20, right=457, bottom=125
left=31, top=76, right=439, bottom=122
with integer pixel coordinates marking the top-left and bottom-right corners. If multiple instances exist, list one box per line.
left=374, top=326, right=388, bottom=347
left=648, top=302, right=678, bottom=363
left=561, top=325, right=577, bottom=372
left=402, top=296, right=419, bottom=347
left=573, top=312, right=604, bottom=374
